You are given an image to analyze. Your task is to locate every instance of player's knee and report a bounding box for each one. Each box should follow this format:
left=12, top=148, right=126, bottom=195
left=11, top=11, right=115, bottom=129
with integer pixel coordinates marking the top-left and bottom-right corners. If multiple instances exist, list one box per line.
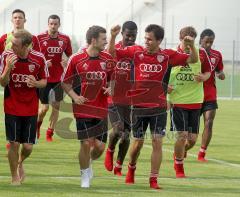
left=23, top=144, right=33, bottom=153
left=40, top=105, right=49, bottom=115
left=9, top=142, right=20, bottom=150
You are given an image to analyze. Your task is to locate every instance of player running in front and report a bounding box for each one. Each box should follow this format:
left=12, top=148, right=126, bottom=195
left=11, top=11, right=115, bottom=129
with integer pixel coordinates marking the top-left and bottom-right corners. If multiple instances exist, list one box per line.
left=62, top=26, right=115, bottom=188
left=0, top=30, right=47, bottom=185
left=108, top=24, right=198, bottom=189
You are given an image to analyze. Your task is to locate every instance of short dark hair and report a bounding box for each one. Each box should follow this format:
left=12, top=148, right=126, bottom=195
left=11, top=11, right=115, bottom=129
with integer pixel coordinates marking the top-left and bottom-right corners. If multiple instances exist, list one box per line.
left=200, top=28, right=215, bottom=41
left=48, top=14, right=60, bottom=23
left=122, top=21, right=138, bottom=32
left=145, top=24, right=164, bottom=41
left=13, top=29, right=32, bottom=46
left=86, top=25, right=106, bottom=45
left=12, top=9, right=25, bottom=18
left=179, top=26, right=197, bottom=40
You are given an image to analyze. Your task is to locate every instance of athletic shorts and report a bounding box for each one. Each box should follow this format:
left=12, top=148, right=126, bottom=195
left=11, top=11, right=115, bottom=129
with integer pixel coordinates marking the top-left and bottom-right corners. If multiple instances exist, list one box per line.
left=108, top=104, right=131, bottom=133
left=170, top=107, right=201, bottom=134
left=5, top=114, right=37, bottom=144
left=201, top=101, right=218, bottom=114
left=76, top=118, right=108, bottom=143
left=132, top=107, right=167, bottom=139
left=39, top=82, right=64, bottom=104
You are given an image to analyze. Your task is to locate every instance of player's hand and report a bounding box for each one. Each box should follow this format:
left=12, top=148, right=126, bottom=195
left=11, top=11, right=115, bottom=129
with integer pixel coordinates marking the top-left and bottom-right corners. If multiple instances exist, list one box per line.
left=167, top=85, right=174, bottom=94
left=61, top=58, right=67, bottom=68
left=46, top=59, right=52, bottom=67
left=194, top=73, right=206, bottom=82
left=6, top=53, right=18, bottom=70
left=183, top=36, right=195, bottom=49
left=26, top=75, right=37, bottom=88
left=216, top=72, right=225, bottom=80
left=73, top=95, right=88, bottom=105
left=111, top=25, right=121, bottom=37
left=103, top=86, right=112, bottom=96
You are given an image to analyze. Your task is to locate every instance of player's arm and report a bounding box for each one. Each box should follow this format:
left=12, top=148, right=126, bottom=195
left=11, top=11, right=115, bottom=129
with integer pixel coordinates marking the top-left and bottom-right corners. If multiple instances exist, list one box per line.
left=0, top=53, right=18, bottom=87
left=107, top=25, right=121, bottom=58
left=184, top=36, right=198, bottom=64
left=26, top=76, right=47, bottom=88
left=215, top=53, right=225, bottom=80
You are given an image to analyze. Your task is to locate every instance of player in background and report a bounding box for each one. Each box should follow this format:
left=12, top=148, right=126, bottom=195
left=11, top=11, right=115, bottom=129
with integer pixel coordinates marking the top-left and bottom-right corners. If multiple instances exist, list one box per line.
left=37, top=15, right=72, bottom=141
left=0, top=9, right=41, bottom=151
left=108, top=24, right=197, bottom=189
left=168, top=26, right=211, bottom=178
left=104, top=21, right=138, bottom=176
left=197, top=29, right=225, bottom=161
left=62, top=26, right=115, bottom=188
left=0, top=30, right=47, bottom=185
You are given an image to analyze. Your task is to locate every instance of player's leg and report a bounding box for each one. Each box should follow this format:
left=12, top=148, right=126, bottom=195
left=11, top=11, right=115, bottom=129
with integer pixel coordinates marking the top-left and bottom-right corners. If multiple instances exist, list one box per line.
left=198, top=103, right=217, bottom=161
left=172, top=108, right=188, bottom=178
left=149, top=111, right=166, bottom=189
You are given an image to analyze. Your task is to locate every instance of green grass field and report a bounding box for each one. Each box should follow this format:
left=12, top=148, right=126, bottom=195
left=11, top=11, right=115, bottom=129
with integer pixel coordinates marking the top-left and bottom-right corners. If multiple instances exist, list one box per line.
left=0, top=96, right=240, bottom=197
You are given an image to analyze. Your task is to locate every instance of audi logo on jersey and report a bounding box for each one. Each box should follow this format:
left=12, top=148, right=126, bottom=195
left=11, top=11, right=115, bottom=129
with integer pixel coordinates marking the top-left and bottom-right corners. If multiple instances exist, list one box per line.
left=86, top=71, right=106, bottom=80
left=47, top=47, right=63, bottom=54
left=176, top=73, right=194, bottom=81
left=12, top=74, right=28, bottom=83
left=116, top=61, right=131, bottom=70
left=140, top=63, right=162, bottom=73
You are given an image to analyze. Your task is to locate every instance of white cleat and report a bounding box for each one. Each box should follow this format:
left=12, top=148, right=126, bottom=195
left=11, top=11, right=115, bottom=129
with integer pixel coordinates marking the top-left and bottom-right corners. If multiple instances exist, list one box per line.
left=81, top=168, right=90, bottom=188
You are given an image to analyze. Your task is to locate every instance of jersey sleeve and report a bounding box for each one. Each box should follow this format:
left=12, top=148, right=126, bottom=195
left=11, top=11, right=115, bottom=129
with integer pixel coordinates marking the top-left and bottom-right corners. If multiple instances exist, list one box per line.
left=216, top=52, right=224, bottom=72
left=38, top=56, right=48, bottom=80
left=166, top=49, right=189, bottom=66
left=65, top=36, right=73, bottom=57
left=115, top=45, right=140, bottom=60
left=32, top=36, right=41, bottom=52
left=62, top=55, right=76, bottom=84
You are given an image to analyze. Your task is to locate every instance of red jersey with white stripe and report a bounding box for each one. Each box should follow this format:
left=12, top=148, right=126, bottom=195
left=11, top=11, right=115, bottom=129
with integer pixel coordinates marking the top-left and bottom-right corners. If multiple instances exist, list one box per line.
left=0, top=50, right=47, bottom=116
left=115, top=45, right=189, bottom=108
left=37, top=31, right=72, bottom=82
left=0, top=33, right=40, bottom=55
left=62, top=49, right=115, bottom=119
left=203, top=49, right=224, bottom=102
left=173, top=47, right=212, bottom=109
left=108, top=41, right=135, bottom=105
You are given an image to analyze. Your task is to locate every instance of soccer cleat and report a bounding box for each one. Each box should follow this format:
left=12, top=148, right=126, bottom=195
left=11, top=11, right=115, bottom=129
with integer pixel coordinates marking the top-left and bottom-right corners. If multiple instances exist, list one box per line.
left=81, top=169, right=90, bottom=188
left=46, top=128, right=54, bottom=142
left=125, top=165, right=136, bottom=184
left=198, top=151, right=208, bottom=162
left=104, top=148, right=114, bottom=171
left=114, top=166, right=122, bottom=176
left=175, top=163, right=186, bottom=178
left=149, top=177, right=162, bottom=189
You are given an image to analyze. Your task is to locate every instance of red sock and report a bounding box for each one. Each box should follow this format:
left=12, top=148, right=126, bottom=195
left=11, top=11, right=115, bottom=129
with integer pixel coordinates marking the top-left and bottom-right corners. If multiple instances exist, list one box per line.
left=104, top=148, right=114, bottom=171
left=125, top=163, right=136, bottom=184
left=114, top=160, right=122, bottom=176
left=149, top=173, right=161, bottom=189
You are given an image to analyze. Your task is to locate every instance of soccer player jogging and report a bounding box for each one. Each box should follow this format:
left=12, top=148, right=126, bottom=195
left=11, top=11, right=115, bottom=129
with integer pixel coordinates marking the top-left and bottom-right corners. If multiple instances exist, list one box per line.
left=108, top=24, right=198, bottom=189
left=0, top=9, right=41, bottom=151
left=62, top=26, right=115, bottom=188
left=197, top=29, right=225, bottom=162
left=0, top=30, right=47, bottom=185
left=168, top=26, right=211, bottom=178
left=104, top=21, right=138, bottom=176
left=37, top=15, right=72, bottom=141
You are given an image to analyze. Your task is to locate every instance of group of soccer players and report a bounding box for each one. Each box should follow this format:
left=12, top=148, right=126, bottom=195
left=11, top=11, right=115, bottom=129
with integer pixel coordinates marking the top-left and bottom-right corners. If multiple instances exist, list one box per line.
left=0, top=9, right=225, bottom=189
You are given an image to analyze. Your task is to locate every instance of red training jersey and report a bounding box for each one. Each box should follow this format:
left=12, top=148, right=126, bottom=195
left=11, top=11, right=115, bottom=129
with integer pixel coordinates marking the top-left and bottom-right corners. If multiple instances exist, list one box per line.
left=0, top=49, right=47, bottom=116
left=203, top=48, right=224, bottom=102
left=115, top=45, right=189, bottom=108
left=37, top=31, right=72, bottom=83
left=62, top=49, right=115, bottom=119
